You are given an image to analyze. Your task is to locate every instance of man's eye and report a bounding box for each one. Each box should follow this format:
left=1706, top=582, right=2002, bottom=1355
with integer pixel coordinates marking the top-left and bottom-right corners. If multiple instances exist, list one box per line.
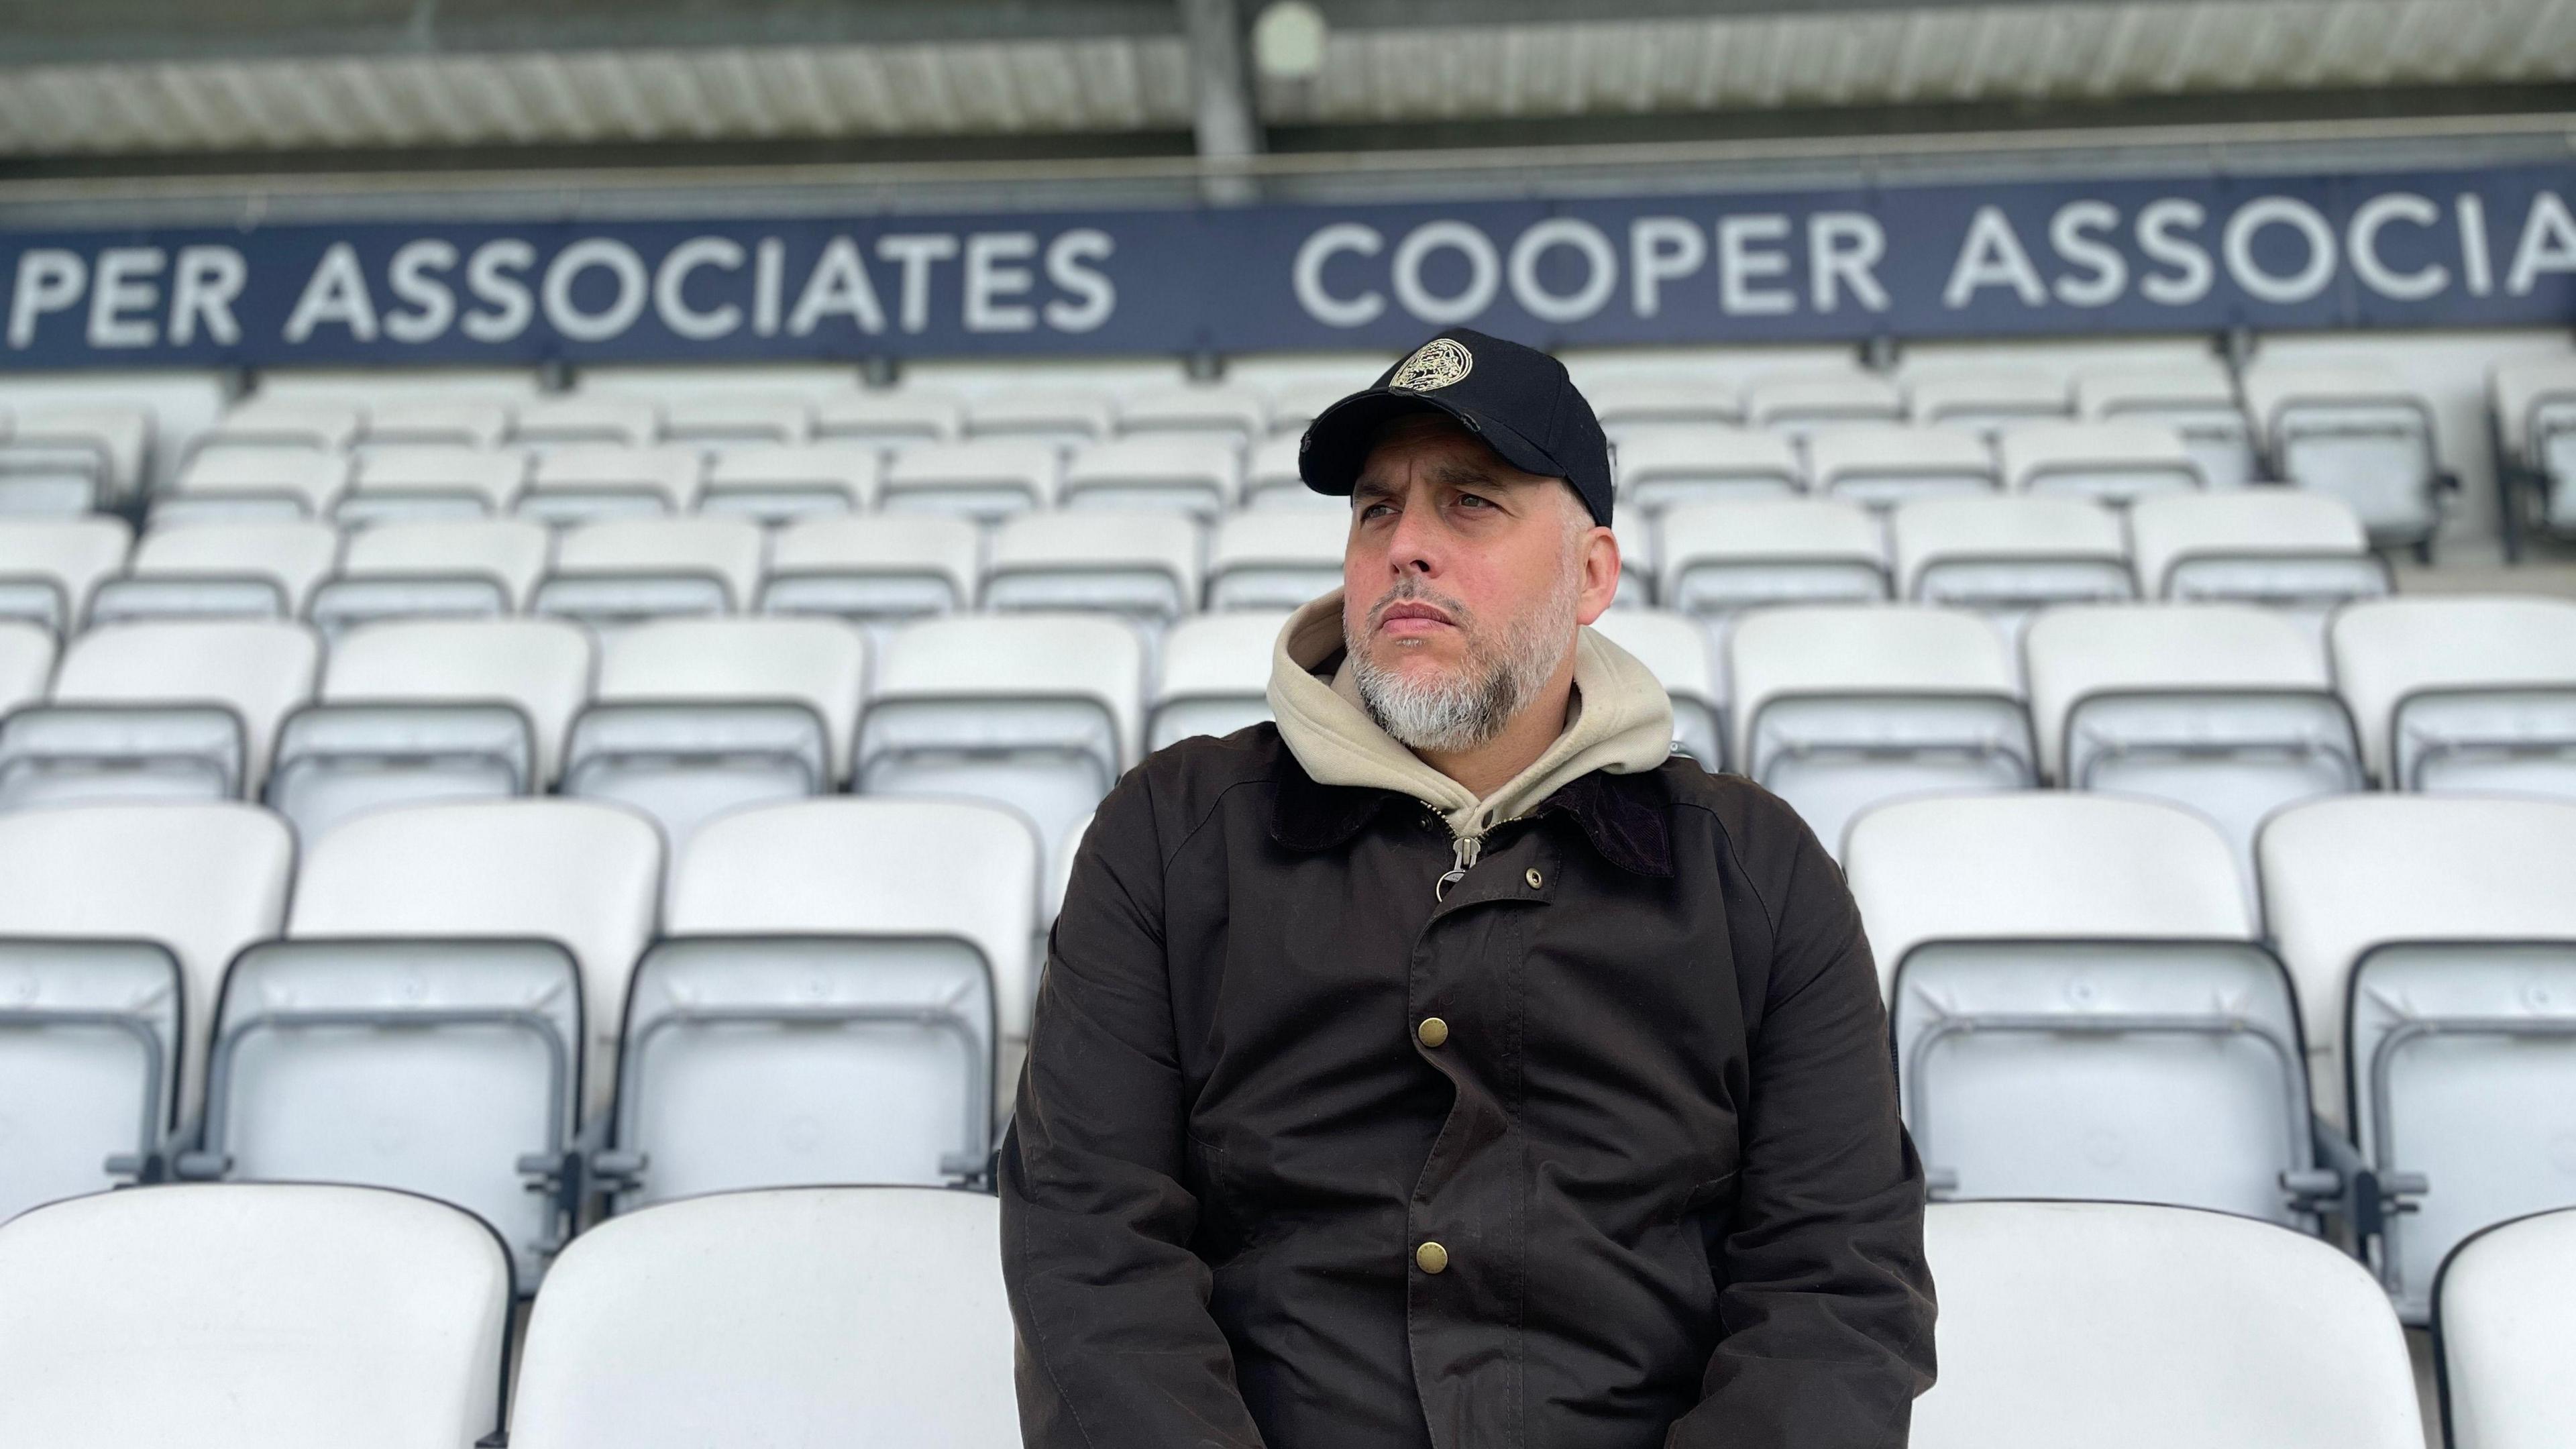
left=1359, top=502, right=1393, bottom=520
left=1455, top=492, right=1495, bottom=510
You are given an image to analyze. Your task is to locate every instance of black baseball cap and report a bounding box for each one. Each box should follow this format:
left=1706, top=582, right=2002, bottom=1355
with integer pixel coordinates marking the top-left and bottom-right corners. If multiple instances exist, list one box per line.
left=1299, top=327, right=1615, bottom=526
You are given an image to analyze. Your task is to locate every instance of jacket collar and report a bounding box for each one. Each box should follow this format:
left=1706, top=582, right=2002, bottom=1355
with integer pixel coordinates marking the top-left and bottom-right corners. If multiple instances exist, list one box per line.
left=1270, top=749, right=1672, bottom=878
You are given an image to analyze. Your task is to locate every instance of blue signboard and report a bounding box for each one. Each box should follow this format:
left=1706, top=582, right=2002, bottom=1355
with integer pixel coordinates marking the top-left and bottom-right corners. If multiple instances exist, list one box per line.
left=2, top=162, right=2571, bottom=368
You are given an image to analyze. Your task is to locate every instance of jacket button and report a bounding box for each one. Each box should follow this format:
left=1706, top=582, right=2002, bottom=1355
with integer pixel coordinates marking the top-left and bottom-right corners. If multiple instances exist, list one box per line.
left=1525, top=867, right=1543, bottom=889
left=1415, top=1016, right=1449, bottom=1048
left=1415, top=1240, right=1449, bottom=1274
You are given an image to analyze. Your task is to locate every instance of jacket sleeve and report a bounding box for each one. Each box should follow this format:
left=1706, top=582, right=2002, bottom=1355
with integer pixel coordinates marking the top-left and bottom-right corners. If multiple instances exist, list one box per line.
left=1667, top=789, right=1937, bottom=1448
left=999, top=767, right=1269, bottom=1449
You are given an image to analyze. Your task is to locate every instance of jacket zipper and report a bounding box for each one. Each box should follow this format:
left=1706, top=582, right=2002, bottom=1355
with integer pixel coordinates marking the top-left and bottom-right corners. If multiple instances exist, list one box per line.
left=1434, top=831, right=1483, bottom=901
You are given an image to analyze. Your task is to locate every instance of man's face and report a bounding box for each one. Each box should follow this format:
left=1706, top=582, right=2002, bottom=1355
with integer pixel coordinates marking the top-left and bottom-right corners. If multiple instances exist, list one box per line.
left=1340, top=413, right=1619, bottom=751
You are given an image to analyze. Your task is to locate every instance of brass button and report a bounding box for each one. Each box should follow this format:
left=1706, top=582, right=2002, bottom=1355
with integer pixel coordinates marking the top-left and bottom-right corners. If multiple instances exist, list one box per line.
left=1415, top=1240, right=1449, bottom=1274
left=1415, top=1016, right=1449, bottom=1049
left=1525, top=867, right=1543, bottom=889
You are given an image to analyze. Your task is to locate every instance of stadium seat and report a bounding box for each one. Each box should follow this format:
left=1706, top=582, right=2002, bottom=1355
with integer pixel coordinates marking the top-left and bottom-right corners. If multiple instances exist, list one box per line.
left=760, top=513, right=981, bottom=623
left=1118, top=383, right=1269, bottom=446
left=505, top=1188, right=1013, bottom=1446
left=0, top=803, right=292, bottom=1220
left=1913, top=1200, right=2420, bottom=1449
left=512, top=394, right=659, bottom=450
left=2076, top=358, right=2259, bottom=490
left=1, top=621, right=319, bottom=807
left=2244, top=360, right=2448, bottom=549
left=660, top=393, right=810, bottom=447
left=2489, top=356, right=2576, bottom=543
left=198, top=396, right=363, bottom=454
left=1807, top=424, right=1998, bottom=506
left=93, top=521, right=339, bottom=623
left=879, top=439, right=1059, bottom=520
left=1727, top=606, right=2033, bottom=857
left=0, top=516, right=131, bottom=631
left=0, top=621, right=50, bottom=716
left=2259, top=795, right=2576, bottom=1322
left=356, top=396, right=513, bottom=451
left=1613, top=425, right=1804, bottom=512
left=1205, top=508, right=1343, bottom=611
left=1265, top=377, right=1363, bottom=439
left=0, top=404, right=150, bottom=514
left=1587, top=608, right=1723, bottom=767
left=2434, top=1206, right=2576, bottom=1449
left=1998, top=420, right=2202, bottom=502
left=1150, top=610, right=1284, bottom=750
left=1907, top=368, right=2072, bottom=437
left=160, top=447, right=352, bottom=523
left=1589, top=378, right=1741, bottom=439
left=1849, top=796, right=2319, bottom=1222
left=810, top=390, right=962, bottom=447
left=1744, top=370, right=1904, bottom=436
left=2023, top=604, right=2357, bottom=881
left=0, top=1183, right=513, bottom=1447
left=1245, top=432, right=1334, bottom=510
left=519, top=444, right=704, bottom=522
left=2126, top=489, right=2388, bottom=630
left=534, top=516, right=766, bottom=626
left=1892, top=496, right=2134, bottom=645
left=1061, top=436, right=1240, bottom=519
left=338, top=443, right=529, bottom=523
left=859, top=613, right=1142, bottom=883
left=610, top=800, right=1035, bottom=1202
left=310, top=517, right=551, bottom=635
left=963, top=388, right=1111, bottom=447
left=700, top=442, right=881, bottom=520
left=268, top=618, right=592, bottom=843
left=983, top=509, right=1201, bottom=624
left=2328, top=596, right=2576, bottom=796
left=193, top=800, right=662, bottom=1279
left=1656, top=496, right=1889, bottom=618
left=1611, top=511, right=1656, bottom=607
left=565, top=617, right=866, bottom=855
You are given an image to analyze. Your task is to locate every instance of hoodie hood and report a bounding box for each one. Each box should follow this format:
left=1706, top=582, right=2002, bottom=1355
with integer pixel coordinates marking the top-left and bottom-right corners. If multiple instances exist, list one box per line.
left=1267, top=590, right=1672, bottom=841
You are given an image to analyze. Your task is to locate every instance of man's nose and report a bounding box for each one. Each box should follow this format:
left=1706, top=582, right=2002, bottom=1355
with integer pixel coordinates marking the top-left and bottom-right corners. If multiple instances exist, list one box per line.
left=1383, top=500, right=1442, bottom=576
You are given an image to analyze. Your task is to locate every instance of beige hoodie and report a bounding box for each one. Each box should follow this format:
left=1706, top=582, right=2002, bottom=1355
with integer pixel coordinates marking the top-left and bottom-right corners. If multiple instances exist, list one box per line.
left=1267, top=590, right=1673, bottom=850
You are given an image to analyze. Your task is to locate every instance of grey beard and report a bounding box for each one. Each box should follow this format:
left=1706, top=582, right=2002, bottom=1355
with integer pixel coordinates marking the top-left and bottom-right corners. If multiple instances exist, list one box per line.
left=1347, top=573, right=1576, bottom=755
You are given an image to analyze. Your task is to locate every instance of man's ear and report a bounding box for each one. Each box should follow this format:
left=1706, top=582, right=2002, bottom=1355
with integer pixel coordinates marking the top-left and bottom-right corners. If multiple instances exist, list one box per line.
left=1572, top=518, right=1620, bottom=626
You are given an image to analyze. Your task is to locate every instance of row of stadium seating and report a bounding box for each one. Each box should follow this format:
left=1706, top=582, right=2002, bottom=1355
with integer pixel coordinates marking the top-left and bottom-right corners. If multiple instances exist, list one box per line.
left=6, top=1185, right=2562, bottom=1448
left=1, top=787, right=2566, bottom=1331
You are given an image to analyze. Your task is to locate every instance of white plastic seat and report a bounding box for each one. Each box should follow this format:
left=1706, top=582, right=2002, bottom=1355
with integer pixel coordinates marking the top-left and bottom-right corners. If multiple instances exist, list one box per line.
left=761, top=514, right=981, bottom=623
left=162, top=447, right=352, bottom=523
left=614, top=802, right=1036, bottom=1202
left=1892, top=496, right=2133, bottom=644
left=2025, top=604, right=2356, bottom=883
left=312, top=519, right=552, bottom=636
left=199, top=396, right=364, bottom=455
left=1915, top=1200, right=2421, bottom=1449
left=660, top=393, right=810, bottom=447
left=535, top=517, right=765, bottom=626
left=1657, top=497, right=1888, bottom=619
left=519, top=445, right=704, bottom=523
left=1744, top=371, right=1904, bottom=437
left=1589, top=378, right=1742, bottom=439
left=1998, top=421, right=2202, bottom=502
left=1151, top=611, right=1287, bottom=751
left=1244, top=432, right=1337, bottom=510
left=0, top=517, right=131, bottom=631
left=2078, top=359, right=2259, bottom=489
left=2245, top=361, right=2445, bottom=547
left=357, top=396, right=513, bottom=451
left=0, top=404, right=150, bottom=513
left=1610, top=512, right=1656, bottom=609
left=1265, top=377, right=1363, bottom=438
left=860, top=614, right=1143, bottom=885
left=1118, top=384, right=1268, bottom=446
left=1615, top=426, right=1803, bottom=513
left=1587, top=610, right=1722, bottom=768
left=962, top=389, right=1110, bottom=447
left=2330, top=596, right=2576, bottom=796
left=0, top=622, right=51, bottom=716
left=2491, top=357, right=2576, bottom=535
left=1728, top=606, right=2033, bottom=857
left=566, top=619, right=866, bottom=857
left=0, top=803, right=292, bottom=1219
left=1807, top=424, right=1997, bottom=507
left=3, top=621, right=319, bottom=806
left=0, top=1183, right=513, bottom=1446
left=983, top=510, right=1201, bottom=623
left=702, top=443, right=880, bottom=521
left=881, top=439, right=1060, bottom=521
left=810, top=390, right=961, bottom=447
left=1061, top=437, right=1240, bottom=519
left=339, top=445, right=528, bottom=523
left=2260, top=795, right=2576, bottom=1320
left=197, top=801, right=656, bottom=1281
left=1849, top=795, right=2323, bottom=1223
left=512, top=395, right=659, bottom=451
left=1907, top=369, right=2072, bottom=437
left=2127, top=490, right=2388, bottom=628
left=2434, top=1206, right=2576, bottom=1449
left=270, top=619, right=592, bottom=845
left=96, top=521, right=340, bottom=624
left=506, top=1188, right=1013, bottom=1446
left=1206, top=508, right=1344, bottom=612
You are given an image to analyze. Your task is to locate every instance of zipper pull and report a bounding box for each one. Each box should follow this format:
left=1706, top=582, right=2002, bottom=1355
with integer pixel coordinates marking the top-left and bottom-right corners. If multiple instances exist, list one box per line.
left=1434, top=834, right=1483, bottom=902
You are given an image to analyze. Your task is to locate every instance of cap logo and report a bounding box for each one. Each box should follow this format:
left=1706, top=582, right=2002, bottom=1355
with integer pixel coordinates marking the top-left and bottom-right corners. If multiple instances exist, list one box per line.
left=1388, top=337, right=1473, bottom=392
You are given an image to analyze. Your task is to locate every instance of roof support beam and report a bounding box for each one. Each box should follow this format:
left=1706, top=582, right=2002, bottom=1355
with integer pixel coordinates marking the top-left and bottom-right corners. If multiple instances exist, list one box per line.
left=1179, top=0, right=1261, bottom=202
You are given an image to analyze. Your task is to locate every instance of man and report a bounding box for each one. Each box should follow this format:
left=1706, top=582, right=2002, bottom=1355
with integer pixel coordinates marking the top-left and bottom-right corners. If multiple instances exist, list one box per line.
left=1002, top=327, right=1935, bottom=1449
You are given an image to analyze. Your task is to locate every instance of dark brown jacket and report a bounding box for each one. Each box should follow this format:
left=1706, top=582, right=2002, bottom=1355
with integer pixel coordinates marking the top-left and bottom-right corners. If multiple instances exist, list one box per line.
left=1000, top=726, right=1935, bottom=1448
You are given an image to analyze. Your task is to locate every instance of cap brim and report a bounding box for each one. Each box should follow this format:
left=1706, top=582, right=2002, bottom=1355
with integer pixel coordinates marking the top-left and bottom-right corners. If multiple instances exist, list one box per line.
left=1298, top=389, right=1570, bottom=498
